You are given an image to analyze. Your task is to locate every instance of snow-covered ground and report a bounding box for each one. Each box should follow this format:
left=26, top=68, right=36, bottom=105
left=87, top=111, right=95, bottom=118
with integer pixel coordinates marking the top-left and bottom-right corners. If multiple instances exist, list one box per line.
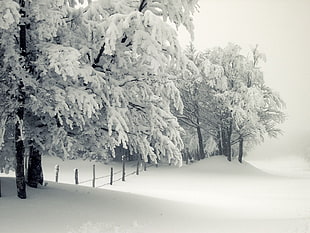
left=247, top=130, right=310, bottom=178
left=1, top=155, right=310, bottom=233
left=248, top=154, right=310, bottom=178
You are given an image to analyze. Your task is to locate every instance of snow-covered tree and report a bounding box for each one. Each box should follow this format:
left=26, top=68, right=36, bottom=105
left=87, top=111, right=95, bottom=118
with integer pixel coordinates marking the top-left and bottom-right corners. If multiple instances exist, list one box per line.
left=178, top=43, right=285, bottom=162
left=0, top=0, right=29, bottom=198
left=176, top=43, right=208, bottom=160
left=204, top=44, right=285, bottom=162
left=230, top=45, right=285, bottom=162
left=55, top=0, right=199, bottom=164
left=0, top=0, right=198, bottom=198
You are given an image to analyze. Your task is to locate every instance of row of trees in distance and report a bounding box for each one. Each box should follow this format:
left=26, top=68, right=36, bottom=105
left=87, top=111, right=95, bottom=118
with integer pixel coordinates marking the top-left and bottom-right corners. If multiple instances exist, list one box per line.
left=177, top=43, right=285, bottom=163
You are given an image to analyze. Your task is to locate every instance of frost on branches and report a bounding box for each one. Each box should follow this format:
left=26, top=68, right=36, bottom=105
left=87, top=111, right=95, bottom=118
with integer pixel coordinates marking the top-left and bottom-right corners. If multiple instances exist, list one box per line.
left=178, top=43, right=285, bottom=162
left=0, top=0, right=20, bottom=30
left=0, top=0, right=198, bottom=171
left=69, top=0, right=198, bottom=165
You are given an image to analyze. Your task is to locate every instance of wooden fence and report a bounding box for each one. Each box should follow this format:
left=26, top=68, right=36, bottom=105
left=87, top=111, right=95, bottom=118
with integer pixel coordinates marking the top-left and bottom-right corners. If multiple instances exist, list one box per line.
left=54, top=157, right=154, bottom=188
left=0, top=155, right=194, bottom=197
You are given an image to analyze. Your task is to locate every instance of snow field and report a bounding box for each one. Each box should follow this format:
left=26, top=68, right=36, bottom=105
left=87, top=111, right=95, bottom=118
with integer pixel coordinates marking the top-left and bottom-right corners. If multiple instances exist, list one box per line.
left=1, top=156, right=310, bottom=233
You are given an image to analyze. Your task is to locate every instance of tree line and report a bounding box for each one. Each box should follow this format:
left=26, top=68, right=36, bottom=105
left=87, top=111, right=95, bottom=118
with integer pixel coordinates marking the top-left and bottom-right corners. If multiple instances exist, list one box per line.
left=177, top=43, right=285, bottom=163
left=0, top=0, right=284, bottom=199
left=0, top=0, right=198, bottom=198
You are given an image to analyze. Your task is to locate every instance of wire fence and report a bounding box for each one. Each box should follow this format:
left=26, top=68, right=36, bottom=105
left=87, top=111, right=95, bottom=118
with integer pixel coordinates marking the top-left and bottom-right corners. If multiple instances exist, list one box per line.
left=54, top=159, right=155, bottom=189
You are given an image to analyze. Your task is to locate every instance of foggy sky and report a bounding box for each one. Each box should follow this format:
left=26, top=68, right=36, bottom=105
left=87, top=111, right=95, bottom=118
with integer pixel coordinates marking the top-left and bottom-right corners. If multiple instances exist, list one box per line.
left=178, top=0, right=310, bottom=139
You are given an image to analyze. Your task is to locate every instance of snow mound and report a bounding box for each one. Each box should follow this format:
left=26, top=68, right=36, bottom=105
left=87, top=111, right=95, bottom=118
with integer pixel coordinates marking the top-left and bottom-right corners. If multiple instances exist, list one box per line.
left=180, top=156, right=270, bottom=176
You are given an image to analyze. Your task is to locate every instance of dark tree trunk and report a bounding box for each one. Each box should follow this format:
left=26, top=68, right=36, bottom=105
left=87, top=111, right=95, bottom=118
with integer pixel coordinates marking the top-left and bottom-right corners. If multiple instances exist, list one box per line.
left=196, top=149, right=200, bottom=161
left=15, top=0, right=27, bottom=199
left=196, top=126, right=205, bottom=159
left=218, top=139, right=223, bottom=155
left=221, top=128, right=228, bottom=157
left=226, top=120, right=233, bottom=162
left=238, top=137, right=244, bottom=163
left=222, top=129, right=227, bottom=157
left=218, top=128, right=223, bottom=155
left=221, top=125, right=227, bottom=157
left=15, top=113, right=26, bottom=199
left=27, top=144, right=43, bottom=188
left=221, top=122, right=232, bottom=162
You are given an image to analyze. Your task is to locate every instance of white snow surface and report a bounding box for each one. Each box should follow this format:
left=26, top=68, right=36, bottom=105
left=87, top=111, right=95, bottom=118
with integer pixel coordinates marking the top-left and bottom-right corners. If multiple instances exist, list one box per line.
left=1, top=156, right=310, bottom=233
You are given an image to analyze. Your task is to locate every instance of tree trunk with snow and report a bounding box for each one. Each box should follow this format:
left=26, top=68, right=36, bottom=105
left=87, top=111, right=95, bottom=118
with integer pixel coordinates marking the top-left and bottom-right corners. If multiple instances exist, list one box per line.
left=196, top=125, right=205, bottom=159
left=27, top=144, right=43, bottom=188
left=15, top=0, right=27, bottom=199
left=15, top=115, right=26, bottom=198
left=238, top=137, right=244, bottom=163
left=217, top=128, right=223, bottom=155
left=227, top=121, right=233, bottom=161
left=221, top=128, right=227, bottom=158
left=221, top=129, right=228, bottom=159
left=221, top=122, right=232, bottom=161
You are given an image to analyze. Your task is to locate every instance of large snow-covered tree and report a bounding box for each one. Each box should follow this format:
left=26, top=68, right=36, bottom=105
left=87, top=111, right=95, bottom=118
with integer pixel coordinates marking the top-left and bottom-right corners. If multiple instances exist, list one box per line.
left=0, top=0, right=198, bottom=198
left=0, top=0, right=29, bottom=198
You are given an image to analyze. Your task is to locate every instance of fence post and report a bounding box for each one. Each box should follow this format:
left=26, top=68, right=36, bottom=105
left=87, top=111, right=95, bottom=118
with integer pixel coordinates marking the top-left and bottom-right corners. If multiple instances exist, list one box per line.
left=122, top=155, right=126, bottom=182
left=110, top=167, right=113, bottom=185
left=55, top=165, right=59, bottom=183
left=92, top=164, right=96, bottom=188
left=144, top=161, right=147, bottom=171
left=136, top=160, right=140, bottom=175
left=0, top=178, right=2, bottom=198
left=74, top=168, right=79, bottom=185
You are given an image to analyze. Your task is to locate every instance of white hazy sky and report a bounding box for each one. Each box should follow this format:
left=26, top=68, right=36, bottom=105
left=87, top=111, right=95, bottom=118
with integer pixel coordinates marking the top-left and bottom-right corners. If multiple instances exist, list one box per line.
left=178, top=0, right=310, bottom=147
